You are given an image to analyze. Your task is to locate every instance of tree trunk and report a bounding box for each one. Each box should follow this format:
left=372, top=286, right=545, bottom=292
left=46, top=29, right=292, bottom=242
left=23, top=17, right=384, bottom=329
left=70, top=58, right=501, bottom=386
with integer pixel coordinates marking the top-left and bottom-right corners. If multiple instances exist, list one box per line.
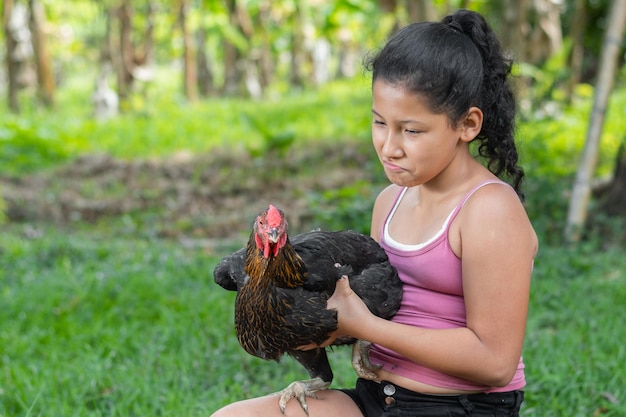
left=221, top=40, right=240, bottom=96
left=500, top=0, right=529, bottom=62
left=93, top=4, right=119, bottom=119
left=256, top=1, right=274, bottom=90
left=600, top=141, right=626, bottom=217
left=136, top=0, right=155, bottom=68
left=115, top=1, right=134, bottom=102
left=28, top=0, right=55, bottom=107
left=289, top=1, right=306, bottom=88
left=178, top=0, right=198, bottom=102
left=497, top=0, right=562, bottom=65
left=222, top=0, right=244, bottom=96
left=406, top=0, right=437, bottom=22
left=236, top=4, right=262, bottom=98
left=565, top=0, right=587, bottom=103
left=196, top=26, right=214, bottom=97
left=564, top=0, right=626, bottom=244
left=102, top=5, right=114, bottom=69
left=527, top=0, right=563, bottom=64
left=3, top=0, right=21, bottom=113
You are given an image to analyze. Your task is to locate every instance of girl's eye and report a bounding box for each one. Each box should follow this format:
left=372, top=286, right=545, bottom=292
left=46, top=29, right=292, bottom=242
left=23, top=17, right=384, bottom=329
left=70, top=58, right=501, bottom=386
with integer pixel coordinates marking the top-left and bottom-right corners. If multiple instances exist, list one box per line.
left=405, top=129, right=422, bottom=135
left=373, top=119, right=386, bottom=126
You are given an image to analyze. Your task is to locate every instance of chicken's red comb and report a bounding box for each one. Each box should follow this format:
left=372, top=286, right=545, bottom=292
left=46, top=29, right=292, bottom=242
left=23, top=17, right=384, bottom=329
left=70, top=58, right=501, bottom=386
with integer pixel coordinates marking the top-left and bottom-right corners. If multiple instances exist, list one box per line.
left=267, top=204, right=283, bottom=227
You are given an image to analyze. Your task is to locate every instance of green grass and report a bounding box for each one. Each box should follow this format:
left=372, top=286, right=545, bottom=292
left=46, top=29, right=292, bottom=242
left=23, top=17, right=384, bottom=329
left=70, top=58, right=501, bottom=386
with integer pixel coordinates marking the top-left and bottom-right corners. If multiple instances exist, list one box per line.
left=0, top=227, right=356, bottom=416
left=1, top=226, right=625, bottom=416
left=523, top=244, right=626, bottom=416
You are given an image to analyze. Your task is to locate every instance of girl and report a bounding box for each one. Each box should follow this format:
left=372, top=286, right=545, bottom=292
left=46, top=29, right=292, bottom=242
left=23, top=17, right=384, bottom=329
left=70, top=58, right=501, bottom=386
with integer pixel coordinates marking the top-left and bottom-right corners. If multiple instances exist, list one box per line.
left=212, top=8, right=538, bottom=417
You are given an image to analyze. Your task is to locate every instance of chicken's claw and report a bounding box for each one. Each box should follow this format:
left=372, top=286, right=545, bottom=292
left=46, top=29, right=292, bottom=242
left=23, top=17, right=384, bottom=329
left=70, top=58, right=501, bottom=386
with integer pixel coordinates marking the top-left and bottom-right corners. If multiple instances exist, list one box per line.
left=277, top=377, right=330, bottom=415
left=352, top=340, right=382, bottom=380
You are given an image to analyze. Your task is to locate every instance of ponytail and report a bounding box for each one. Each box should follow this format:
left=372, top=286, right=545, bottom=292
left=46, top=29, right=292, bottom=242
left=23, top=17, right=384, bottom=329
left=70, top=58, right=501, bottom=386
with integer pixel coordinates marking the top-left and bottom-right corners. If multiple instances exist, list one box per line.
left=442, top=10, right=524, bottom=200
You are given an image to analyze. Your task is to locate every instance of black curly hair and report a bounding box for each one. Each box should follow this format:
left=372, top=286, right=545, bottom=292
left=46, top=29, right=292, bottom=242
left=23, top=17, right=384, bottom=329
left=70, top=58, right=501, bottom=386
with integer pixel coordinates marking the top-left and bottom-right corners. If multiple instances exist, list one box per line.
left=365, top=9, right=525, bottom=200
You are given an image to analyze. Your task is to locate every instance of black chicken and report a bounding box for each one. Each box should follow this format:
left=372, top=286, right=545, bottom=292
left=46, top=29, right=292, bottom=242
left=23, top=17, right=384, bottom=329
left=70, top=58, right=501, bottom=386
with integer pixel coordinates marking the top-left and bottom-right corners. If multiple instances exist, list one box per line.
left=213, top=204, right=403, bottom=415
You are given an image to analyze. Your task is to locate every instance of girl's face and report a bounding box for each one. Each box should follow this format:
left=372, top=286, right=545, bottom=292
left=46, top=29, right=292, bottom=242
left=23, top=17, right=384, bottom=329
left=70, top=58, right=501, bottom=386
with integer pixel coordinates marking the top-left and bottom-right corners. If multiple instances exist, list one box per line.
left=371, top=80, right=476, bottom=188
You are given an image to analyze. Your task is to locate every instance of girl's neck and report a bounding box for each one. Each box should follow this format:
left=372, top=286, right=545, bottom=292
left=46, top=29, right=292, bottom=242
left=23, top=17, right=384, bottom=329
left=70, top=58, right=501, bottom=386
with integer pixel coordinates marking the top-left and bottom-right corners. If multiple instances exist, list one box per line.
left=417, top=153, right=486, bottom=204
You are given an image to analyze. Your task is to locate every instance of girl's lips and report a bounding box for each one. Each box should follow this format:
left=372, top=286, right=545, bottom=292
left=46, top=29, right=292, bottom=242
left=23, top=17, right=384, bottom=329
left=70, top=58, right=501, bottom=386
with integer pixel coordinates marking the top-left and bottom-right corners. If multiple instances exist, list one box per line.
left=383, top=160, right=404, bottom=172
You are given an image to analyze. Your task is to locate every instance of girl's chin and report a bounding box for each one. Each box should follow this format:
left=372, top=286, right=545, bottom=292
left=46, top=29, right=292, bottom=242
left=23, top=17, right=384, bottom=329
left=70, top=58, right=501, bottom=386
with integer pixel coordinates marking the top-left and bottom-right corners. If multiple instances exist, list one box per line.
left=385, top=172, right=417, bottom=187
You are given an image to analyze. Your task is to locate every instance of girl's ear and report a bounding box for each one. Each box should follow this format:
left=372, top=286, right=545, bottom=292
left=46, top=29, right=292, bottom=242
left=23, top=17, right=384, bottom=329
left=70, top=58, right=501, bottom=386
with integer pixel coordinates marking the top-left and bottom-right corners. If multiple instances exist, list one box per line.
left=459, top=106, right=483, bottom=143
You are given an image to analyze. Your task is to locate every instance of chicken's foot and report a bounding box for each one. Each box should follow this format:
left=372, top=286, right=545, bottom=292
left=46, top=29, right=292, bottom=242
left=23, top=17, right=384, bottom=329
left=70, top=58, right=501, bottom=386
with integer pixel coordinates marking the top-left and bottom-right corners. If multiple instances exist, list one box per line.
left=277, top=377, right=330, bottom=416
left=352, top=340, right=382, bottom=380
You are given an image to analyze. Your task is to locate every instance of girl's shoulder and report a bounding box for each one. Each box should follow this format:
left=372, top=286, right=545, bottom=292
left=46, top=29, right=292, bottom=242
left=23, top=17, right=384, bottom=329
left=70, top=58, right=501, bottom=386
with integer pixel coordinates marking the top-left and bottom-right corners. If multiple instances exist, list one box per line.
left=452, top=179, right=526, bottom=229
left=461, top=179, right=522, bottom=212
left=374, top=184, right=404, bottom=212
left=449, top=181, right=538, bottom=258
left=370, top=184, right=404, bottom=241
left=454, top=180, right=538, bottom=257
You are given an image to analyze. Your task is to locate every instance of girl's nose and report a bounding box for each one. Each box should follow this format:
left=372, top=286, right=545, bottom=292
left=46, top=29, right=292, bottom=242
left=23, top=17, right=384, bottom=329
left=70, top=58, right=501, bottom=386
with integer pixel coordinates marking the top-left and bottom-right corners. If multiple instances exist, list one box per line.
left=381, top=132, right=404, bottom=159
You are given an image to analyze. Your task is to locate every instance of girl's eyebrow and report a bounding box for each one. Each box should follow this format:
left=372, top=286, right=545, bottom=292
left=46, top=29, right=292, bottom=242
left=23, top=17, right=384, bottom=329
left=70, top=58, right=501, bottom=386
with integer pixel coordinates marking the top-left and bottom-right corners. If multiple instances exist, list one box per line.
left=372, top=109, right=424, bottom=125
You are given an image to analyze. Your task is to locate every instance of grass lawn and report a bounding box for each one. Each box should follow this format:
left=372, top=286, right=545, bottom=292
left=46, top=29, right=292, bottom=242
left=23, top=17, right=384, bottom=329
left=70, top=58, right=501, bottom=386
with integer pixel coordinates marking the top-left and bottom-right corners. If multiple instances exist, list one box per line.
left=0, top=227, right=356, bottom=416
left=1, top=226, right=625, bottom=416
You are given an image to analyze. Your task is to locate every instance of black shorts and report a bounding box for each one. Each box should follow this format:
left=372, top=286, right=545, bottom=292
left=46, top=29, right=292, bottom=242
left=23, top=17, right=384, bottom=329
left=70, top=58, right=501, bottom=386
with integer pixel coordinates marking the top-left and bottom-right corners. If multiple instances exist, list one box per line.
left=340, top=378, right=524, bottom=417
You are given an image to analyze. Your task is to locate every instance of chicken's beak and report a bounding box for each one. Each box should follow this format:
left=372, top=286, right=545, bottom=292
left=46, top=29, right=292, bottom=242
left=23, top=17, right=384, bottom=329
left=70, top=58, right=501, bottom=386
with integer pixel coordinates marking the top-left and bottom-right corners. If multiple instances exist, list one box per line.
left=268, top=228, right=280, bottom=243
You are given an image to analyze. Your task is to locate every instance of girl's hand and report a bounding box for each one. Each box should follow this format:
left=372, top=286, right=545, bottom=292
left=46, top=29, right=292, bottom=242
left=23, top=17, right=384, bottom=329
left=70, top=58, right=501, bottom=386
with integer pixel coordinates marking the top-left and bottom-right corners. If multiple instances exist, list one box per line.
left=327, top=275, right=374, bottom=339
left=296, top=276, right=374, bottom=351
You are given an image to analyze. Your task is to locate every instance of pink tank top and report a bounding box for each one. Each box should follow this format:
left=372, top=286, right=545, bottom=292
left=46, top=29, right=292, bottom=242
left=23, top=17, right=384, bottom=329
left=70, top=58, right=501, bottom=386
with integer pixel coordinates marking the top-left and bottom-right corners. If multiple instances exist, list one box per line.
left=368, top=180, right=526, bottom=393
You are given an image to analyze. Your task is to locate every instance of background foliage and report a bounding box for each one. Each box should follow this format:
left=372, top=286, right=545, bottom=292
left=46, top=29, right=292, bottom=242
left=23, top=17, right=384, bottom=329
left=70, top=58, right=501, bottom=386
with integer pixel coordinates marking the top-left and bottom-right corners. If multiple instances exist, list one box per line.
left=1, top=0, right=625, bottom=416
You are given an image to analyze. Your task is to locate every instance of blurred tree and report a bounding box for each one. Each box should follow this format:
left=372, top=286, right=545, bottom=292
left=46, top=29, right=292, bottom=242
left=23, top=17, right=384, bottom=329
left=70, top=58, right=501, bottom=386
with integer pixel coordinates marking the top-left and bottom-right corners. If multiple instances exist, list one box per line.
left=195, top=23, right=215, bottom=97
left=2, top=0, right=21, bottom=112
left=495, top=0, right=563, bottom=64
left=28, top=0, right=55, bottom=107
left=406, top=0, right=437, bottom=22
left=93, top=2, right=119, bottom=119
left=178, top=0, right=198, bottom=101
left=0, top=0, right=620, bottom=119
left=2, top=0, right=38, bottom=113
left=115, top=0, right=134, bottom=101
left=289, top=0, right=308, bottom=88
left=236, top=1, right=262, bottom=97
left=565, top=0, right=626, bottom=243
left=222, top=0, right=246, bottom=96
left=600, top=141, right=626, bottom=217
left=101, top=0, right=155, bottom=108
left=254, top=0, right=275, bottom=90
left=564, top=0, right=587, bottom=103
left=376, top=0, right=436, bottom=31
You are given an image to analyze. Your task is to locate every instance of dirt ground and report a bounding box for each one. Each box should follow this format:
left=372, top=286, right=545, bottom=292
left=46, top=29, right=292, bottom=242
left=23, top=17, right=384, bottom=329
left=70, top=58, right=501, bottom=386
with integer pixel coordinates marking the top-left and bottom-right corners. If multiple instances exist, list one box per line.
left=1, top=142, right=380, bottom=245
